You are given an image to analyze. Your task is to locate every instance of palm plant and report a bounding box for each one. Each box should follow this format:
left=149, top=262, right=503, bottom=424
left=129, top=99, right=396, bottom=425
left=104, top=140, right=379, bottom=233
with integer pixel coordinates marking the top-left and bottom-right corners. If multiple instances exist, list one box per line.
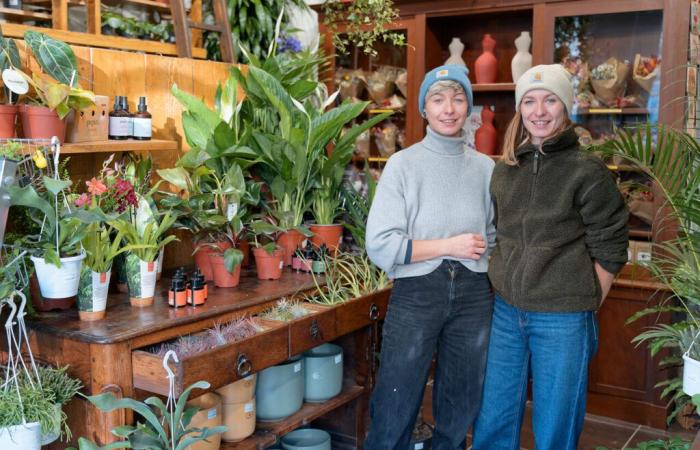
left=593, top=124, right=700, bottom=423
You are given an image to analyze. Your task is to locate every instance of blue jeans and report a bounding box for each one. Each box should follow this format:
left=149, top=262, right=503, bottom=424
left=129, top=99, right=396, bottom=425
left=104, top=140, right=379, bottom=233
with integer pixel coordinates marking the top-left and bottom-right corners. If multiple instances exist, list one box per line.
left=364, top=260, right=494, bottom=450
left=472, top=295, right=598, bottom=450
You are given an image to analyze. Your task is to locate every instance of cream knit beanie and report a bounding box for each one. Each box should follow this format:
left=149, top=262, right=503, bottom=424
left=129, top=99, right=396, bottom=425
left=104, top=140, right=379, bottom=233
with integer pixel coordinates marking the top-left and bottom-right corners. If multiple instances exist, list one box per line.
left=515, top=64, right=574, bottom=114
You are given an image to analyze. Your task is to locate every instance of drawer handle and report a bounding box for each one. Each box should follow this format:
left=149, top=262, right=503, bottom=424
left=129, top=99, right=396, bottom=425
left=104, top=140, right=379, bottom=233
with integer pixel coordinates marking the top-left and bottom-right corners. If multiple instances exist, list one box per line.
left=369, top=303, right=379, bottom=321
left=236, top=354, right=253, bottom=378
left=310, top=319, right=323, bottom=341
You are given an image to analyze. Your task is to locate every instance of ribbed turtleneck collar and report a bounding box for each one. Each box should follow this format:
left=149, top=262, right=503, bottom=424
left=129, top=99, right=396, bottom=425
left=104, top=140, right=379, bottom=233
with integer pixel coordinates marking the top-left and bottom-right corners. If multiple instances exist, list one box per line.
left=422, top=126, right=467, bottom=156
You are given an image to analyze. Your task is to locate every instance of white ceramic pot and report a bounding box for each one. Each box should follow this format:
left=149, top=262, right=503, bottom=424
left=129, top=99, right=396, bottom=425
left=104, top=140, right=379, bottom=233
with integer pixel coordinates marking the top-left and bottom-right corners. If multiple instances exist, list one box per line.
left=0, top=422, right=42, bottom=450
left=31, top=253, right=85, bottom=299
left=683, top=354, right=700, bottom=395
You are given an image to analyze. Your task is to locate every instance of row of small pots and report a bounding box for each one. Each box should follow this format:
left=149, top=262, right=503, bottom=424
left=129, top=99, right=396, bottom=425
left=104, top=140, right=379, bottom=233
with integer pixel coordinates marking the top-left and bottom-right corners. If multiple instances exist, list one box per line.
left=0, top=104, right=67, bottom=142
left=31, top=248, right=165, bottom=321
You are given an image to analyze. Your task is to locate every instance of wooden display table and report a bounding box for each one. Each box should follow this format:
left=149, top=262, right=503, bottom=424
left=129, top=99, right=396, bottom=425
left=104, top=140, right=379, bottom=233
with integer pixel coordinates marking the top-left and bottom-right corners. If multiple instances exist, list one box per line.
left=21, top=270, right=390, bottom=449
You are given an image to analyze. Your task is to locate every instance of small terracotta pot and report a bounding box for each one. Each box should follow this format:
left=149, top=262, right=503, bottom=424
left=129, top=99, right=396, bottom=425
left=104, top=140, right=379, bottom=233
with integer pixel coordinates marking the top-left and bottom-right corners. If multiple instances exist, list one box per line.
left=221, top=398, right=256, bottom=442
left=277, top=230, right=305, bottom=266
left=0, top=104, right=18, bottom=138
left=193, top=240, right=232, bottom=281
left=19, top=104, right=66, bottom=142
left=310, top=223, right=344, bottom=252
left=237, top=239, right=250, bottom=268
left=252, top=247, right=284, bottom=280
left=216, top=375, right=257, bottom=403
left=209, top=253, right=241, bottom=288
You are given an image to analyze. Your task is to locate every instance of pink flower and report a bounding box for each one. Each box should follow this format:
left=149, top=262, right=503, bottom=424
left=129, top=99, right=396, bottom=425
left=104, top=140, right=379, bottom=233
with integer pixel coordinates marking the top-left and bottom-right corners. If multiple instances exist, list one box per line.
left=75, top=193, right=90, bottom=207
left=86, top=177, right=108, bottom=196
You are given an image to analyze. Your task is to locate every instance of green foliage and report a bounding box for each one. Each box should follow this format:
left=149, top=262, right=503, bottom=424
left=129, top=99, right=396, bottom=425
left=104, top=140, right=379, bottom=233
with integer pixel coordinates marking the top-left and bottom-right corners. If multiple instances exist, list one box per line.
left=592, top=124, right=700, bottom=425
left=23, top=31, right=78, bottom=86
left=306, top=251, right=389, bottom=305
left=595, top=437, right=689, bottom=450
left=342, top=170, right=377, bottom=250
left=110, top=206, right=177, bottom=263
left=68, top=381, right=226, bottom=450
left=0, top=140, right=22, bottom=160
left=322, top=0, right=405, bottom=57
left=261, top=298, right=310, bottom=322
left=102, top=11, right=174, bottom=43
left=24, top=72, right=96, bottom=119
left=0, top=384, right=59, bottom=436
left=32, top=365, right=83, bottom=406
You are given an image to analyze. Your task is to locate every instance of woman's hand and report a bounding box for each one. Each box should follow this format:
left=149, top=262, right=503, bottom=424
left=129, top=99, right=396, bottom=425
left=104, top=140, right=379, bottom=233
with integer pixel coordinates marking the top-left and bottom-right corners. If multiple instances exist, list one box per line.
left=410, top=233, right=486, bottom=263
left=595, top=262, right=615, bottom=307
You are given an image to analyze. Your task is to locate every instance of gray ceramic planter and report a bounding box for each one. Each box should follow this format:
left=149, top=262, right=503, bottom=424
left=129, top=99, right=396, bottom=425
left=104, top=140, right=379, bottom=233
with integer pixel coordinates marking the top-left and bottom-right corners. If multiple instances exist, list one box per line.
left=303, top=343, right=343, bottom=403
left=256, top=357, right=305, bottom=421
left=281, top=429, right=331, bottom=450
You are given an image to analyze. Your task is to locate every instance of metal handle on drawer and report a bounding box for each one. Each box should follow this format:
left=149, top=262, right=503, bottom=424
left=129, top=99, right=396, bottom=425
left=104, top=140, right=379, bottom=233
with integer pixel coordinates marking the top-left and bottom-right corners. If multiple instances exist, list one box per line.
left=310, top=319, right=322, bottom=340
left=369, top=303, right=379, bottom=321
left=236, top=354, right=253, bottom=378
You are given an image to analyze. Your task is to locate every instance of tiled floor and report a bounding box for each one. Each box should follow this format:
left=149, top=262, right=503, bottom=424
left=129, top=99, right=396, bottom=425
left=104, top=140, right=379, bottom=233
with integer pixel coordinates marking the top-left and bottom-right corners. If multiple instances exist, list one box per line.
left=421, top=389, right=697, bottom=449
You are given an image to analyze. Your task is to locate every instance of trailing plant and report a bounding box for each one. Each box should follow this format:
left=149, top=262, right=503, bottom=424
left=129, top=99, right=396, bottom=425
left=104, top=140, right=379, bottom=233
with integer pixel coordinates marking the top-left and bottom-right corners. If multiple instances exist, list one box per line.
left=260, top=298, right=310, bottom=322
left=322, top=0, right=405, bottom=57
left=592, top=124, right=700, bottom=424
left=0, top=382, right=59, bottom=437
left=306, top=251, right=389, bottom=305
left=31, top=365, right=83, bottom=406
left=67, top=381, right=226, bottom=450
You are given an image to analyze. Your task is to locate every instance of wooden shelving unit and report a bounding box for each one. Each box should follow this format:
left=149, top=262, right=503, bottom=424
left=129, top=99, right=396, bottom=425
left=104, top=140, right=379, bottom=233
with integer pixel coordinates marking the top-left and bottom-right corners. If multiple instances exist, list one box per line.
left=472, top=83, right=516, bottom=92
left=0, top=6, right=51, bottom=20
left=61, top=139, right=178, bottom=154
left=101, top=0, right=171, bottom=11
left=575, top=107, right=650, bottom=116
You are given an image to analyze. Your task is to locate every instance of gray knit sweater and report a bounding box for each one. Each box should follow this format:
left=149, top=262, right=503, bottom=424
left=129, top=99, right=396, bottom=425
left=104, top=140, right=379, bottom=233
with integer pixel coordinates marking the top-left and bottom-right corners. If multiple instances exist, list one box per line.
left=366, top=126, right=496, bottom=279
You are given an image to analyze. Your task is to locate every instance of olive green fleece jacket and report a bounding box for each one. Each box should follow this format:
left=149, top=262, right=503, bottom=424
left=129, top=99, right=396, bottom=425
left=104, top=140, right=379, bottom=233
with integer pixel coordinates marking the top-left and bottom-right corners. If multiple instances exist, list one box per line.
left=489, top=127, right=629, bottom=312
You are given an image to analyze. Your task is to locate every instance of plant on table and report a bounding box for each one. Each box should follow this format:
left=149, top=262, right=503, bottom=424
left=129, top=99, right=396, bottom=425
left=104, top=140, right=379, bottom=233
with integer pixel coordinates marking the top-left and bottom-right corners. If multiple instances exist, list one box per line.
left=67, top=381, right=227, bottom=450
left=260, top=297, right=310, bottom=322
left=306, top=251, right=389, bottom=305
left=592, top=124, right=700, bottom=424
left=0, top=141, right=22, bottom=160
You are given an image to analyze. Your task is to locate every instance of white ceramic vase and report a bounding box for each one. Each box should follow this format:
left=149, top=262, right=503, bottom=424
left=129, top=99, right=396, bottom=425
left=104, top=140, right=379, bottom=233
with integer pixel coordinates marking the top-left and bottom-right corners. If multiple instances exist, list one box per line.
left=511, top=31, right=533, bottom=82
left=444, top=37, right=466, bottom=66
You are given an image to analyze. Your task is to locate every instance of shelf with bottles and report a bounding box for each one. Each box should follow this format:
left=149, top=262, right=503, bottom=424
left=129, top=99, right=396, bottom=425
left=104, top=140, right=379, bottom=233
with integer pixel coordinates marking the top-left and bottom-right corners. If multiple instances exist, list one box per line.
left=0, top=5, right=52, bottom=20
left=61, top=138, right=177, bottom=154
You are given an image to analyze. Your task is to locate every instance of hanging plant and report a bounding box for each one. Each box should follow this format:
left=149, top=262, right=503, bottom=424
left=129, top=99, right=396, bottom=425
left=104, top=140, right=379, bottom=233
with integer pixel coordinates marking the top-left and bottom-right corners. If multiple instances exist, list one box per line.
left=322, top=0, right=405, bottom=57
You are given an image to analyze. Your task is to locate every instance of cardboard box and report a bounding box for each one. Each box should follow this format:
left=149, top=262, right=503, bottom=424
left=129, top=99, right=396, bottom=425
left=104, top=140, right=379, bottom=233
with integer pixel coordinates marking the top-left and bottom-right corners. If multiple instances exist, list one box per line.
left=66, top=95, right=109, bottom=143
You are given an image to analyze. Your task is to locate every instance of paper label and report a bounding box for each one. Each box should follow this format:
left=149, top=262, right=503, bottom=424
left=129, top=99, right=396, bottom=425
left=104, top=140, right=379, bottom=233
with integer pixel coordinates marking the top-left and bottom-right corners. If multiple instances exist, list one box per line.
left=226, top=202, right=238, bottom=221
left=335, top=354, right=342, bottom=364
left=133, top=117, right=152, bottom=138
left=244, top=402, right=254, bottom=413
left=109, top=117, right=130, bottom=137
left=207, top=408, right=217, bottom=420
left=140, top=260, right=157, bottom=297
left=245, top=375, right=254, bottom=381
left=279, top=260, right=284, bottom=269
left=415, top=443, right=424, bottom=450
left=91, top=271, right=110, bottom=310
left=2, top=69, right=28, bottom=95
left=312, top=371, right=321, bottom=380
left=637, top=251, right=652, bottom=262
left=294, top=363, right=301, bottom=373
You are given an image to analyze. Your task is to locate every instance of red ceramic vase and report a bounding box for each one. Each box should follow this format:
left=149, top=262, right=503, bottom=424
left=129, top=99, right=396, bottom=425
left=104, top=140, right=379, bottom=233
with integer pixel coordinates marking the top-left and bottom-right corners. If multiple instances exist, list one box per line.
left=474, top=34, right=498, bottom=84
left=475, top=107, right=497, bottom=155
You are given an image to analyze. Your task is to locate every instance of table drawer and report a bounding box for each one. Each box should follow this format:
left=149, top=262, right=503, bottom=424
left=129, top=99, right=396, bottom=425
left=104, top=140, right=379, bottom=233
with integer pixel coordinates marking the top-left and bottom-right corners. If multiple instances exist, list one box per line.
left=335, top=288, right=391, bottom=336
left=132, top=320, right=289, bottom=396
left=287, top=303, right=338, bottom=355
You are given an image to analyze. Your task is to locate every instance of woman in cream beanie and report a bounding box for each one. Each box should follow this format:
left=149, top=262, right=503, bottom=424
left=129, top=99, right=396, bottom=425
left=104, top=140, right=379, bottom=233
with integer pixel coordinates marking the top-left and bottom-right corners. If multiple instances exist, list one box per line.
left=472, top=64, right=629, bottom=450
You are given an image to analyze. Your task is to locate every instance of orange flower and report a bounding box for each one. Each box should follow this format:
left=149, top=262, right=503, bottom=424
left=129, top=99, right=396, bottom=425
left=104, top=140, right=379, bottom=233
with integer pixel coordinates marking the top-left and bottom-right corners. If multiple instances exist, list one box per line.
left=86, top=177, right=108, bottom=196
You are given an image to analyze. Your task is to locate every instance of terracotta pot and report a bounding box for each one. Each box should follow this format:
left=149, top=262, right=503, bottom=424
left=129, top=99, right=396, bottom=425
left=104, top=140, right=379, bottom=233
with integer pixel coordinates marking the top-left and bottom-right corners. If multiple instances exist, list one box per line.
left=252, top=247, right=284, bottom=280
left=209, top=253, right=241, bottom=288
left=19, top=104, right=67, bottom=142
left=193, top=240, right=232, bottom=281
left=475, top=107, right=497, bottom=155
left=237, top=239, right=250, bottom=268
left=310, top=224, right=344, bottom=252
left=186, top=392, right=223, bottom=450
left=475, top=34, right=498, bottom=84
left=0, top=104, right=18, bottom=138
left=216, top=374, right=257, bottom=403
left=277, top=230, right=305, bottom=266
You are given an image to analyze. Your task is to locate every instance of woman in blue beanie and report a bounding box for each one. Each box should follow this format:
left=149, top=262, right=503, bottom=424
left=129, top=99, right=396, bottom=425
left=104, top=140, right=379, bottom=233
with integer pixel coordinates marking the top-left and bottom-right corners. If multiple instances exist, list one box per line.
left=472, top=64, right=628, bottom=449
left=364, top=64, right=496, bottom=450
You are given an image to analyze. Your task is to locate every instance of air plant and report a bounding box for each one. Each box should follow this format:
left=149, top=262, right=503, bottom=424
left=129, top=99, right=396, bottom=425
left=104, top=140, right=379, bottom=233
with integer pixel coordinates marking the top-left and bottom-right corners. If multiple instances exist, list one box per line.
left=260, top=298, right=310, bottom=322
left=153, top=317, right=261, bottom=358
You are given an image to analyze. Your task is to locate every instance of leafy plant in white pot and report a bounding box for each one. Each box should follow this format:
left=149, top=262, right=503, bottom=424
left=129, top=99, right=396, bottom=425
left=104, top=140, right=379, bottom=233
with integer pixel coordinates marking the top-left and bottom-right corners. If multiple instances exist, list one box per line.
left=8, top=175, right=87, bottom=309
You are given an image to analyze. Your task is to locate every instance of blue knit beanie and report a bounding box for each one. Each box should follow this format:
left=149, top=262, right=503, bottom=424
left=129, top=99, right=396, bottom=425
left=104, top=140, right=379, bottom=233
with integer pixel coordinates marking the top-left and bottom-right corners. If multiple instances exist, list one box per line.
left=418, top=65, right=473, bottom=117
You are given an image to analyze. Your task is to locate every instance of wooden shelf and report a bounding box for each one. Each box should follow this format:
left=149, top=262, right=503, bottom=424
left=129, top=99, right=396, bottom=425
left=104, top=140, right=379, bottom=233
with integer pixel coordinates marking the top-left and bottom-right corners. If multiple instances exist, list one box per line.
left=102, top=0, right=172, bottom=11
left=472, top=83, right=516, bottom=92
left=574, top=107, right=650, bottom=116
left=629, top=228, right=652, bottom=239
left=221, top=385, right=365, bottom=449
left=0, top=6, right=51, bottom=20
left=61, top=139, right=177, bottom=154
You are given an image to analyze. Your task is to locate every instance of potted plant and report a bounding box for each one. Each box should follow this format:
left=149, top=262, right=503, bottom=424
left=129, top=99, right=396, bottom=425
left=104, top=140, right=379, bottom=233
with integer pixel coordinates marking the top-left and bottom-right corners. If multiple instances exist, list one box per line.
left=593, top=124, right=700, bottom=423
left=8, top=175, right=87, bottom=309
left=110, top=199, right=177, bottom=307
left=3, top=31, right=96, bottom=142
left=67, top=380, right=227, bottom=450
left=73, top=157, right=142, bottom=320
left=249, top=218, right=286, bottom=280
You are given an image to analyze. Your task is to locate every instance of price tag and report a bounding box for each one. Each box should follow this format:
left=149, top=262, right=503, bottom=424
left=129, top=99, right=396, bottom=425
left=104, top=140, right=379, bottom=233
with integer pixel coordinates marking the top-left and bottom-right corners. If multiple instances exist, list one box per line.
left=312, top=371, right=321, bottom=380
left=226, top=202, right=238, bottom=221
left=2, top=69, right=28, bottom=95
left=415, top=443, right=424, bottom=450
left=244, top=402, right=254, bottom=413
left=335, top=354, right=342, bottom=364
left=279, top=260, right=284, bottom=269
left=207, top=408, right=217, bottom=420
left=294, top=363, right=302, bottom=373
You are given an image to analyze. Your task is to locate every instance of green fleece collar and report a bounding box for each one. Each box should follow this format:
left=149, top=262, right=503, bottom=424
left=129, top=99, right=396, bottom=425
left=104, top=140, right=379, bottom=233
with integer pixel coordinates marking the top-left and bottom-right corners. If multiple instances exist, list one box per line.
left=515, top=126, right=579, bottom=158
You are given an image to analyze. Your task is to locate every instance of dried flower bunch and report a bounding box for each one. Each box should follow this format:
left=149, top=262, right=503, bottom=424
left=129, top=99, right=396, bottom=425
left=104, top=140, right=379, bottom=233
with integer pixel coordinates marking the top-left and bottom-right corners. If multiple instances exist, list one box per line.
left=153, top=317, right=260, bottom=358
left=260, top=298, right=310, bottom=322
left=591, top=62, right=616, bottom=80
